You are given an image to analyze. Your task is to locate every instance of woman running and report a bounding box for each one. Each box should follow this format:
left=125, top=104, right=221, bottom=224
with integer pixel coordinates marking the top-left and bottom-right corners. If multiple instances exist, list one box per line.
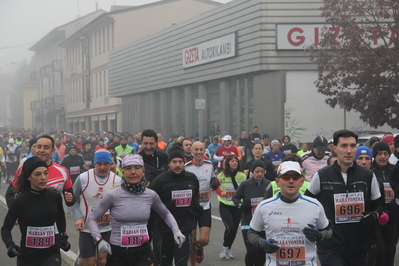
left=1, top=156, right=70, bottom=266
left=87, top=154, right=185, bottom=266
left=215, top=154, right=246, bottom=260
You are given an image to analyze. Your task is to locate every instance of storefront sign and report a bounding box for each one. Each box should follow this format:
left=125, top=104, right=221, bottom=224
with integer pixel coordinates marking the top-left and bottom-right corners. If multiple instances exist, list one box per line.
left=182, top=33, right=236, bottom=68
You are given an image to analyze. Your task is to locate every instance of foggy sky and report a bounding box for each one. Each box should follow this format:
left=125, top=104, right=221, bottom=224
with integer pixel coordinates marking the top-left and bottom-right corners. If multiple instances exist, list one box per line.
left=0, top=0, right=230, bottom=73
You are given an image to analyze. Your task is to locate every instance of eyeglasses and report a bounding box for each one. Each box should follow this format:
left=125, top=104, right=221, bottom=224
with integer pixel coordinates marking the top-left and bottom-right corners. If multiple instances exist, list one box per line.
left=123, top=165, right=143, bottom=172
left=279, top=173, right=302, bottom=181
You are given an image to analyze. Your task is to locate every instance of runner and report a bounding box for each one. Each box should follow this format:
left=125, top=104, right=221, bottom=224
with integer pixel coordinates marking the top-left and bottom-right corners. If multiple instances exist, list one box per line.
left=71, top=149, right=121, bottom=266
left=1, top=156, right=71, bottom=266
left=215, top=154, right=246, bottom=260
left=185, top=141, right=217, bottom=265
left=232, top=160, right=270, bottom=266
left=248, top=161, right=331, bottom=266
left=87, top=154, right=185, bottom=266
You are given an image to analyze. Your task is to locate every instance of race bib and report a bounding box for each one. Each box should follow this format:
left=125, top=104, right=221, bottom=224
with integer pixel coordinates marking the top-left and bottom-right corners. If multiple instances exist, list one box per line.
left=172, top=190, right=193, bottom=207
left=384, top=182, right=394, bottom=204
left=272, top=160, right=282, bottom=166
left=224, top=186, right=235, bottom=201
left=70, top=166, right=80, bottom=175
left=90, top=206, right=110, bottom=226
left=275, top=235, right=306, bottom=265
left=283, top=150, right=291, bottom=155
left=84, top=160, right=92, bottom=169
left=26, top=226, right=55, bottom=249
left=334, top=192, right=364, bottom=223
left=120, top=225, right=149, bottom=247
left=251, top=197, right=263, bottom=215
left=199, top=189, right=210, bottom=203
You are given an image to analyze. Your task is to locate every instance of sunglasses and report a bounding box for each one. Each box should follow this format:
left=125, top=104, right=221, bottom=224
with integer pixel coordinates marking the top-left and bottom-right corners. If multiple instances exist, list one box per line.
left=279, top=173, right=302, bottom=181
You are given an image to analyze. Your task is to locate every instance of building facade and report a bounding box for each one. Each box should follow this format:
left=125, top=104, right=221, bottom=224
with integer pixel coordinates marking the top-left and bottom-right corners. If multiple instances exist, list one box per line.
left=109, top=0, right=396, bottom=142
left=59, top=0, right=221, bottom=133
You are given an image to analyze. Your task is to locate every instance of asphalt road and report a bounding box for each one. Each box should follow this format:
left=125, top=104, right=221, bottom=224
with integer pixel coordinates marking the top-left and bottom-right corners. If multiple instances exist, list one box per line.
left=0, top=183, right=246, bottom=266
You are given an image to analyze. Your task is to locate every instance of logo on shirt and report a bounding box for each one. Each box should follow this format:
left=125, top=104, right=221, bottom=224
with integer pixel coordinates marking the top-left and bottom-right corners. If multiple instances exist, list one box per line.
left=268, top=211, right=283, bottom=216
left=287, top=217, right=292, bottom=227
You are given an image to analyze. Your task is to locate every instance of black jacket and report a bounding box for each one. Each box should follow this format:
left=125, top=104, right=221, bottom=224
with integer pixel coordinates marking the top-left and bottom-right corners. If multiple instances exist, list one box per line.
left=139, top=149, right=168, bottom=185
left=60, top=154, right=85, bottom=183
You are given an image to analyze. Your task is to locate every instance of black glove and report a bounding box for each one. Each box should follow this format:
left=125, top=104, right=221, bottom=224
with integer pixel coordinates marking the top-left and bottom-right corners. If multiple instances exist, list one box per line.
left=360, top=211, right=378, bottom=227
left=260, top=239, right=280, bottom=253
left=59, top=233, right=71, bottom=252
left=303, top=224, right=322, bottom=241
left=7, top=243, right=22, bottom=258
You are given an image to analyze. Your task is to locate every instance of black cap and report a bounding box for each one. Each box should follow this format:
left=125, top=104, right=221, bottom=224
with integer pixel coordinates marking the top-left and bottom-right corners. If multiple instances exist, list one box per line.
left=313, top=136, right=328, bottom=152
left=251, top=160, right=266, bottom=173
left=262, top=134, right=269, bottom=139
left=373, top=142, right=391, bottom=158
left=168, top=147, right=185, bottom=164
left=23, top=157, right=47, bottom=179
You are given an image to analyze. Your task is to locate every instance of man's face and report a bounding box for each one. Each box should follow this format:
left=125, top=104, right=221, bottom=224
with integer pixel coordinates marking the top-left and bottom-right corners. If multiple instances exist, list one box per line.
left=169, top=158, right=184, bottom=174
left=55, top=138, right=61, bottom=145
left=301, top=144, right=308, bottom=151
left=36, top=138, right=54, bottom=164
left=263, top=138, right=270, bottom=145
left=253, top=127, right=258, bottom=133
left=388, top=142, right=395, bottom=154
left=335, top=137, right=357, bottom=167
left=276, top=170, right=304, bottom=199
left=127, top=136, right=133, bottom=143
left=114, top=136, right=120, bottom=143
left=223, top=140, right=231, bottom=147
left=375, top=150, right=390, bottom=167
left=30, top=143, right=37, bottom=155
left=95, top=162, right=111, bottom=178
left=283, top=137, right=289, bottom=145
left=76, top=137, right=82, bottom=144
left=191, top=142, right=205, bottom=162
left=313, top=147, right=325, bottom=159
left=69, top=148, right=77, bottom=156
left=356, top=155, right=372, bottom=169
left=120, top=137, right=127, bottom=145
left=213, top=139, right=218, bottom=145
left=271, top=144, right=279, bottom=153
left=108, top=134, right=114, bottom=140
left=142, top=136, right=157, bottom=155
left=183, top=139, right=193, bottom=155
left=241, top=131, right=247, bottom=138
left=84, top=143, right=92, bottom=151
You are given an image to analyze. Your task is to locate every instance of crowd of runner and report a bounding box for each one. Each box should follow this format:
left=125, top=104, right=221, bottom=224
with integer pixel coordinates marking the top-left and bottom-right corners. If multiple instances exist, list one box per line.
left=0, top=126, right=398, bottom=266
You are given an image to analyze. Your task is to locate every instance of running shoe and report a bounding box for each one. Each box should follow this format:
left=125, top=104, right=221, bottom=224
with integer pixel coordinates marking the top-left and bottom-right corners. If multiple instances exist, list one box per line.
left=226, top=248, right=234, bottom=259
left=196, top=245, right=204, bottom=263
left=219, top=247, right=228, bottom=259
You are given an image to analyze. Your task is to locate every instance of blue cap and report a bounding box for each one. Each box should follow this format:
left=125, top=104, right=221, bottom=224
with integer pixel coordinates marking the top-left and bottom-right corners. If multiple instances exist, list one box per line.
left=355, top=146, right=373, bottom=161
left=94, top=149, right=112, bottom=165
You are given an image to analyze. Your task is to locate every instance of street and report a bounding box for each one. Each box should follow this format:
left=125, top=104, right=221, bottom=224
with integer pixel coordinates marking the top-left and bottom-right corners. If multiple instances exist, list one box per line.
left=0, top=184, right=246, bottom=266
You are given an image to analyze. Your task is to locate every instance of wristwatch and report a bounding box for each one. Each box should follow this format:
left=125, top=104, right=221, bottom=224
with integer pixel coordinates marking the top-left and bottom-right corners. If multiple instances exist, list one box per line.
left=94, top=236, right=102, bottom=245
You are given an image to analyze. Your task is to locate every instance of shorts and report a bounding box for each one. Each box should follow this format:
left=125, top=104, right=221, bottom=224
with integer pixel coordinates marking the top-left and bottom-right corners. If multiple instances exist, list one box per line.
left=198, top=208, right=212, bottom=228
left=79, top=231, right=111, bottom=258
left=107, top=242, right=154, bottom=266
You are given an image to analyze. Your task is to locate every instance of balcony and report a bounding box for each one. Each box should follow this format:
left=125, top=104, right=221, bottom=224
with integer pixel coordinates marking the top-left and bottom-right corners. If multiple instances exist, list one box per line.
left=30, top=70, right=41, bottom=82
left=40, top=65, right=53, bottom=78
left=51, top=59, right=63, bottom=72
left=30, top=95, right=65, bottom=111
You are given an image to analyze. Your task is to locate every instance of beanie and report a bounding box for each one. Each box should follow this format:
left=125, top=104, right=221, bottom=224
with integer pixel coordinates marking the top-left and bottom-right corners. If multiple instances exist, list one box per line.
left=355, top=146, right=373, bottom=161
left=381, top=133, right=394, bottom=144
left=29, top=138, right=38, bottom=148
left=122, top=154, right=144, bottom=168
left=373, top=142, right=391, bottom=158
left=251, top=160, right=266, bottom=173
left=394, top=135, right=399, bottom=148
left=23, top=156, right=48, bottom=178
left=94, top=149, right=112, bottom=164
left=168, top=147, right=185, bottom=164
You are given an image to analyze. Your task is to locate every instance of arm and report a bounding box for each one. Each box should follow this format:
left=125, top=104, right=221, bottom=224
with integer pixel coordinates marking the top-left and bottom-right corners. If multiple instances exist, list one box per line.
left=232, top=182, right=245, bottom=208
left=62, top=170, right=76, bottom=206
left=71, top=176, right=85, bottom=230
left=152, top=193, right=179, bottom=233
left=1, top=200, right=19, bottom=248
left=5, top=184, right=15, bottom=208
left=214, top=176, right=224, bottom=196
left=264, top=183, right=274, bottom=199
left=87, top=192, right=114, bottom=239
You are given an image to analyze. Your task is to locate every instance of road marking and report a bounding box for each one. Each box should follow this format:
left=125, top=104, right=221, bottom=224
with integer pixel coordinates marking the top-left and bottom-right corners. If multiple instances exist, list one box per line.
left=212, top=214, right=222, bottom=221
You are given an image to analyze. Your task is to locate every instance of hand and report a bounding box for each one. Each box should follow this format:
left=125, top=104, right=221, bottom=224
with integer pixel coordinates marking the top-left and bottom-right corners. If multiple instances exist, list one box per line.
left=59, top=234, right=71, bottom=252
left=360, top=211, right=378, bottom=227
left=173, top=230, right=186, bottom=249
left=97, top=239, right=112, bottom=255
left=221, top=192, right=227, bottom=197
left=64, top=192, right=73, bottom=202
left=303, top=224, right=322, bottom=241
left=378, top=212, right=389, bottom=226
left=261, top=239, right=279, bottom=253
left=239, top=202, right=251, bottom=211
left=74, top=217, right=85, bottom=231
left=7, top=243, right=21, bottom=258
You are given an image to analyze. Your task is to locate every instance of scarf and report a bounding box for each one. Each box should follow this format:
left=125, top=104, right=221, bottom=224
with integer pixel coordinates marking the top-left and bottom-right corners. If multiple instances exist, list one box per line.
left=121, top=179, right=146, bottom=194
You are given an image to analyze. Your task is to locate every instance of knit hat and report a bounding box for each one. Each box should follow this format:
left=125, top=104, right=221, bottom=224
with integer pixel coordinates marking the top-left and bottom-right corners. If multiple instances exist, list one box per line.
left=122, top=154, right=144, bottom=168
left=373, top=142, right=391, bottom=158
left=355, top=146, right=373, bottom=161
left=271, top=140, right=280, bottom=147
left=394, top=135, right=399, bottom=148
left=69, top=145, right=77, bottom=151
left=381, top=133, right=394, bottom=144
left=8, top=138, right=14, bottom=144
left=23, top=156, right=48, bottom=178
left=251, top=160, right=266, bottom=173
left=94, top=149, right=112, bottom=164
left=29, top=138, right=38, bottom=148
left=168, top=147, right=185, bottom=164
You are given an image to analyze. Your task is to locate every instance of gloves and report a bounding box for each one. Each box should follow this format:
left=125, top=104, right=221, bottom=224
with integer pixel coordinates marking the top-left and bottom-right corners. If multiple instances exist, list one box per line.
left=378, top=212, right=389, bottom=226
left=7, top=243, right=22, bottom=258
left=260, top=239, right=279, bottom=253
left=303, top=224, right=322, bottom=241
left=97, top=239, right=112, bottom=255
left=173, top=230, right=186, bottom=249
left=360, top=211, right=378, bottom=227
left=59, top=233, right=71, bottom=252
